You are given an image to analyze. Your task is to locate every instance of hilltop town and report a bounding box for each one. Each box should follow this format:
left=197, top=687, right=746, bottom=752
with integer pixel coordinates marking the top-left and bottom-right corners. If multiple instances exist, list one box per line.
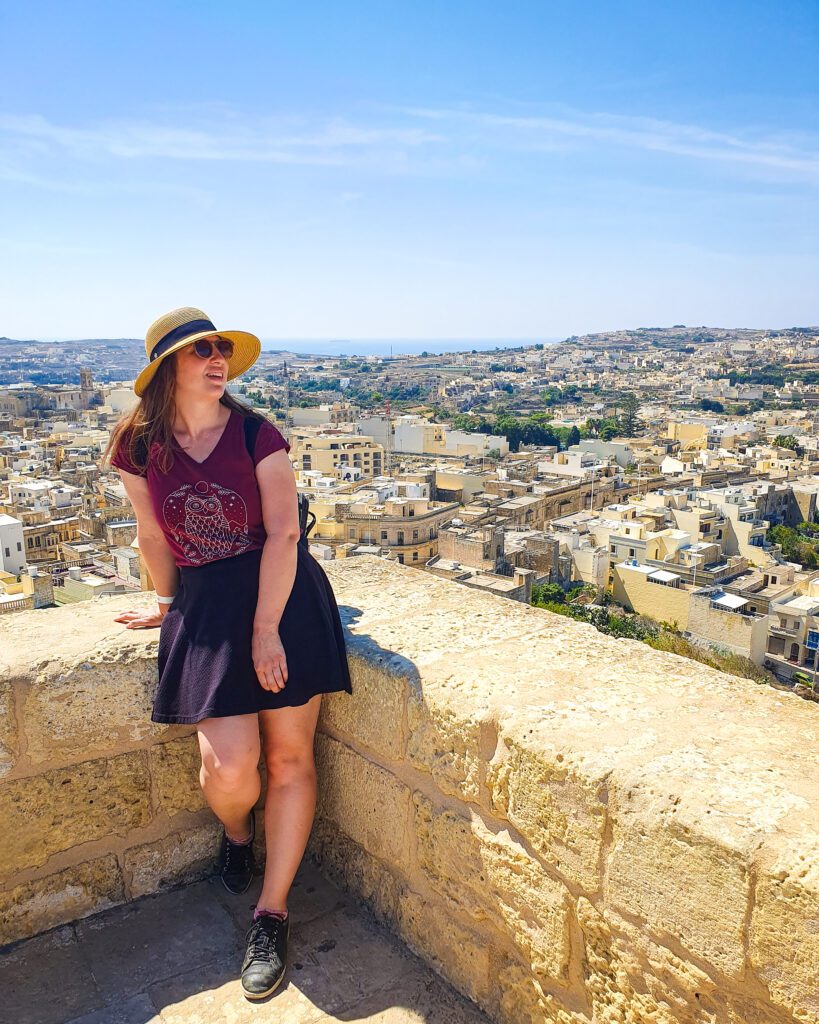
left=3, top=324, right=819, bottom=700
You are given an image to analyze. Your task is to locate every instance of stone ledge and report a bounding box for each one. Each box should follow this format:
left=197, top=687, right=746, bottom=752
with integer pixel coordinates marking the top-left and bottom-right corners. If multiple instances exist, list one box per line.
left=1, top=554, right=817, bottom=1024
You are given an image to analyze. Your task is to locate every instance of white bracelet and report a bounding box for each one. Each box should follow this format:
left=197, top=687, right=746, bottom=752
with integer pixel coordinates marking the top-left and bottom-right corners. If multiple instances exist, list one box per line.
left=156, top=595, right=176, bottom=605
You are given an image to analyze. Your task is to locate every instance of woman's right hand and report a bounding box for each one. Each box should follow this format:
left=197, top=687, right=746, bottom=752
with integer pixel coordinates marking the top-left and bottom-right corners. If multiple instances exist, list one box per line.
left=113, top=607, right=168, bottom=629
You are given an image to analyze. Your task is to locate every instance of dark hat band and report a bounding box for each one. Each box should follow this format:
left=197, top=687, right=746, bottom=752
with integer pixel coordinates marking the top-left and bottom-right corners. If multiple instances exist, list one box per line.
left=149, top=318, right=217, bottom=362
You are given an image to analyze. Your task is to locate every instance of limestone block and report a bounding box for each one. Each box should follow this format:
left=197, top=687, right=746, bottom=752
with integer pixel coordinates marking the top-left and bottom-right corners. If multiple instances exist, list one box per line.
left=397, top=886, right=492, bottom=1008
left=314, top=733, right=412, bottom=873
left=486, top=733, right=607, bottom=893
left=149, top=734, right=206, bottom=816
left=318, top=647, right=407, bottom=762
left=0, top=677, right=16, bottom=778
left=578, top=896, right=722, bottom=1024
left=406, top=692, right=484, bottom=803
left=124, top=821, right=222, bottom=899
left=496, top=959, right=588, bottom=1024
left=0, top=854, right=125, bottom=946
left=20, top=638, right=163, bottom=767
left=606, top=767, right=755, bottom=980
left=577, top=897, right=789, bottom=1024
left=413, top=791, right=571, bottom=983
left=307, top=815, right=401, bottom=930
left=750, top=833, right=819, bottom=1023
left=0, top=751, right=151, bottom=880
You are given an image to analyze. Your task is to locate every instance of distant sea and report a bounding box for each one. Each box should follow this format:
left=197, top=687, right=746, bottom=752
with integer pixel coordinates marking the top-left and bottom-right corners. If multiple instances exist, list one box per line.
left=258, top=337, right=563, bottom=357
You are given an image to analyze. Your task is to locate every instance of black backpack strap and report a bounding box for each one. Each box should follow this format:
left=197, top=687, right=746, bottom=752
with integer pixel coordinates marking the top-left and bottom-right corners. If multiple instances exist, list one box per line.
left=134, top=432, right=149, bottom=474
left=243, top=414, right=263, bottom=461
left=243, top=414, right=315, bottom=543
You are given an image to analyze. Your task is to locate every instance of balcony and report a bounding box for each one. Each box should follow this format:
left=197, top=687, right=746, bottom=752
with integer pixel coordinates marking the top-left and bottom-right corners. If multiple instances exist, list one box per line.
left=0, top=555, right=817, bottom=1023
left=769, top=622, right=800, bottom=638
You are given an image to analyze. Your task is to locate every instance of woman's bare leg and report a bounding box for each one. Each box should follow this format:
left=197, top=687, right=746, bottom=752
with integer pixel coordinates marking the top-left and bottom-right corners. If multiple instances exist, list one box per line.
left=256, top=694, right=322, bottom=912
left=197, top=713, right=262, bottom=841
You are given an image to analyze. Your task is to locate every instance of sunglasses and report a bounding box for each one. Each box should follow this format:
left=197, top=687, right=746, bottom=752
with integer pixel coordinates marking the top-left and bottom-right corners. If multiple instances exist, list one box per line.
left=190, top=337, right=234, bottom=360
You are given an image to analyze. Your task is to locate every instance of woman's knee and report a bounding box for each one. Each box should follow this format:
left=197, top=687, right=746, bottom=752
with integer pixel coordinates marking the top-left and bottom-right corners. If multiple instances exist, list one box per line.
left=264, top=744, right=316, bottom=783
left=197, top=716, right=260, bottom=791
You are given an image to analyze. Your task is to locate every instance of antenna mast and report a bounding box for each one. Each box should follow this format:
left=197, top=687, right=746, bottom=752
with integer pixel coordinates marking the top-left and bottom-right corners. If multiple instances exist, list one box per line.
left=282, top=359, right=290, bottom=434
left=384, top=397, right=392, bottom=477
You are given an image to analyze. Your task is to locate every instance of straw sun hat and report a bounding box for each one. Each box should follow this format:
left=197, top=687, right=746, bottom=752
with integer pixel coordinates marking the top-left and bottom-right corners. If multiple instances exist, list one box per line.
left=133, top=306, right=262, bottom=396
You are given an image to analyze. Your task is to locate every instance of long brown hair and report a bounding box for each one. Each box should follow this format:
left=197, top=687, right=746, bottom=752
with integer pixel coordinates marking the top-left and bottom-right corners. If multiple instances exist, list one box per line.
left=101, top=352, right=268, bottom=475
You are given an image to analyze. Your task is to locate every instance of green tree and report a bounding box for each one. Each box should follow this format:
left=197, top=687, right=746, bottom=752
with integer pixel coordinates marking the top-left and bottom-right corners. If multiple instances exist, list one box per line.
left=567, top=425, right=581, bottom=447
left=618, top=392, right=642, bottom=436
left=774, top=434, right=801, bottom=453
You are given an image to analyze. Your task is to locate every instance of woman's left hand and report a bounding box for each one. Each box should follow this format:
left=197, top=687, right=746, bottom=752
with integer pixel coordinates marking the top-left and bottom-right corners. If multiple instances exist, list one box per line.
left=252, top=625, right=288, bottom=692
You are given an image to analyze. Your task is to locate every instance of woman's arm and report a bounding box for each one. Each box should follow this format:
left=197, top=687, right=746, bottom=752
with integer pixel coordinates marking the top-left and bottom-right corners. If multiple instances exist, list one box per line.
left=114, top=469, right=179, bottom=627
left=252, top=448, right=301, bottom=691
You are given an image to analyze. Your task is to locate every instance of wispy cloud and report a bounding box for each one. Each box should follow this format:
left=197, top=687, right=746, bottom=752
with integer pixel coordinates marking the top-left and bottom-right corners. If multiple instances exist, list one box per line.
left=2, top=102, right=818, bottom=189
left=398, top=104, right=819, bottom=184
left=0, top=111, right=444, bottom=165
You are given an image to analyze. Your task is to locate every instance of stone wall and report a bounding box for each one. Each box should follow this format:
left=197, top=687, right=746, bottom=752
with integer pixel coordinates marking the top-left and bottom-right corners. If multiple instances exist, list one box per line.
left=1, top=555, right=817, bottom=1024
left=0, top=596, right=270, bottom=947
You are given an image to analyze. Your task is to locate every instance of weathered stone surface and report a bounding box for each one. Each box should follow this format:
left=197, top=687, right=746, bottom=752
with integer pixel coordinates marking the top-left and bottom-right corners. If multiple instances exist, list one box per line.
left=1, top=558, right=818, bottom=1023
left=397, top=886, right=492, bottom=1008
left=0, top=854, right=125, bottom=947
left=314, top=732, right=412, bottom=873
left=578, top=895, right=719, bottom=1024
left=123, top=821, right=221, bottom=899
left=75, top=877, right=240, bottom=1001
left=0, top=924, right=104, bottom=1024
left=20, top=640, right=162, bottom=767
left=496, top=959, right=587, bottom=1024
left=486, top=730, right=607, bottom=894
left=0, top=593, right=188, bottom=775
left=319, top=646, right=407, bottom=762
left=307, top=815, right=402, bottom=930
left=406, top=693, right=485, bottom=803
left=751, top=833, right=819, bottom=1023
left=0, top=750, right=151, bottom=879
left=0, top=676, right=16, bottom=779
left=413, top=791, right=571, bottom=983
left=149, top=733, right=206, bottom=816
left=604, top=738, right=810, bottom=980
left=1, top=870, right=492, bottom=1024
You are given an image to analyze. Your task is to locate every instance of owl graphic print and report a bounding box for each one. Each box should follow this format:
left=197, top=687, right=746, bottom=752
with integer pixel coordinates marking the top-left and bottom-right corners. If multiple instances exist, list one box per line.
left=163, top=479, right=252, bottom=564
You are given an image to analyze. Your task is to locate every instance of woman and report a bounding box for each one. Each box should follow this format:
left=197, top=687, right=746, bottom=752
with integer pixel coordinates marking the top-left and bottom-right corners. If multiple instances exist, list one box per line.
left=102, top=306, right=353, bottom=1001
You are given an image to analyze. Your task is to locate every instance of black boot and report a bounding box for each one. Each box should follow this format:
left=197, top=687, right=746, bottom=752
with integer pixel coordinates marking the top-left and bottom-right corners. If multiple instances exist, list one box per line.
left=217, top=808, right=256, bottom=895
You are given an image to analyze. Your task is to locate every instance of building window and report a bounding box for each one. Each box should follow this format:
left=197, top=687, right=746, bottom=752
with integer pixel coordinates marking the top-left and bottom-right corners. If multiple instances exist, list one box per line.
left=381, top=530, right=388, bottom=541
left=413, top=529, right=419, bottom=540
left=4, top=547, right=8, bottom=557
left=17, top=541, right=21, bottom=551
left=629, top=548, right=635, bottom=557
left=412, top=551, right=418, bottom=560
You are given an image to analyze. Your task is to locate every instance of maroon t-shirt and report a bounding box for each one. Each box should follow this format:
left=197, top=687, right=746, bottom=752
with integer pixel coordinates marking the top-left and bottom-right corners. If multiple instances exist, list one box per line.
left=111, top=408, right=292, bottom=567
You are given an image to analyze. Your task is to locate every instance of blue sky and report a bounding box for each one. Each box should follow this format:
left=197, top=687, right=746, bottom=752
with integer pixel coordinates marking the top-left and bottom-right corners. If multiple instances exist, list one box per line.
left=1, top=1, right=817, bottom=343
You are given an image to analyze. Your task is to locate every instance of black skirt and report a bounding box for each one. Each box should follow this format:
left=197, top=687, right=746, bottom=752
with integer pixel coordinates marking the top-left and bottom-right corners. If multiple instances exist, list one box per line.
left=153, top=543, right=353, bottom=724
